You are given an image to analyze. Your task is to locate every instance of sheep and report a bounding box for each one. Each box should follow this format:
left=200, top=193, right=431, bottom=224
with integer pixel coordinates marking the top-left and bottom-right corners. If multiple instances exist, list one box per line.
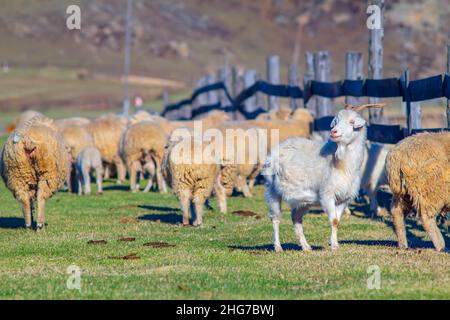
left=262, top=103, right=385, bottom=251
left=55, top=117, right=92, bottom=131
left=0, top=115, right=70, bottom=230
left=6, top=110, right=43, bottom=133
left=360, top=142, right=393, bottom=217
left=120, top=120, right=168, bottom=193
left=87, top=114, right=127, bottom=184
left=255, top=106, right=293, bottom=121
left=217, top=122, right=266, bottom=197
left=386, top=132, right=450, bottom=252
left=75, top=146, right=103, bottom=195
left=162, top=133, right=222, bottom=226
left=248, top=109, right=314, bottom=151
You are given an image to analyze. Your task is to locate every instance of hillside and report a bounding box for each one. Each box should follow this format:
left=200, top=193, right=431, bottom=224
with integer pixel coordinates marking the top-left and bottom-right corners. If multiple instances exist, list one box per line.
left=0, top=0, right=449, bottom=111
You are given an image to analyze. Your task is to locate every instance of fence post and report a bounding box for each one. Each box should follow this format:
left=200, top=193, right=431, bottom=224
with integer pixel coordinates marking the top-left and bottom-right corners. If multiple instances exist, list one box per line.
left=206, top=74, right=218, bottom=105
left=304, top=51, right=315, bottom=113
left=288, top=63, right=300, bottom=109
left=368, top=0, right=385, bottom=123
left=345, top=51, right=363, bottom=106
left=191, top=76, right=208, bottom=118
left=266, top=55, right=280, bottom=110
left=217, top=64, right=232, bottom=106
left=314, top=51, right=333, bottom=140
left=447, top=43, right=450, bottom=128
left=243, top=69, right=258, bottom=114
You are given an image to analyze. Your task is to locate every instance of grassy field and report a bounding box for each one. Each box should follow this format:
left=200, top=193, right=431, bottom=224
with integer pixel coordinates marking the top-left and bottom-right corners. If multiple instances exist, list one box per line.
left=0, top=135, right=449, bottom=300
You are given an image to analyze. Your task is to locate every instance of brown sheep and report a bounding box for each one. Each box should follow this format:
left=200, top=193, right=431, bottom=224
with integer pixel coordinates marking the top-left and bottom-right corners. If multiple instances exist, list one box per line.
left=162, top=135, right=221, bottom=226
left=0, top=115, right=70, bottom=230
left=55, top=117, right=92, bottom=131
left=386, top=132, right=450, bottom=251
left=120, top=121, right=168, bottom=193
left=87, top=114, right=127, bottom=184
left=6, top=110, right=43, bottom=133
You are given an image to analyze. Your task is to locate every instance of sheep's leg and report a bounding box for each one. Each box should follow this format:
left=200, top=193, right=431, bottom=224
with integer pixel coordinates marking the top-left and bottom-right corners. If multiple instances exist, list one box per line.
left=95, top=166, right=103, bottom=195
left=421, top=214, right=445, bottom=252
left=36, top=183, right=49, bottom=230
left=237, top=175, right=252, bottom=197
left=129, top=163, right=138, bottom=192
left=18, top=195, right=32, bottom=228
left=103, top=164, right=110, bottom=179
left=179, top=191, right=191, bottom=226
left=248, top=177, right=256, bottom=192
left=83, top=166, right=91, bottom=195
left=114, top=157, right=126, bottom=185
left=268, top=194, right=283, bottom=252
left=213, top=175, right=227, bottom=214
left=143, top=162, right=155, bottom=192
left=67, top=168, right=73, bottom=193
left=369, top=191, right=379, bottom=219
left=142, top=179, right=153, bottom=193
left=155, top=159, right=167, bottom=193
left=192, top=196, right=205, bottom=227
left=390, top=197, right=409, bottom=249
left=291, top=207, right=312, bottom=251
left=76, top=168, right=83, bottom=196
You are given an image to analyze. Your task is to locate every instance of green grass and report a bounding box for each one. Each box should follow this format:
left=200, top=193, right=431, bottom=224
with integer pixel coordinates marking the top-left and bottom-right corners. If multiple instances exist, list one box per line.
left=0, top=135, right=449, bottom=299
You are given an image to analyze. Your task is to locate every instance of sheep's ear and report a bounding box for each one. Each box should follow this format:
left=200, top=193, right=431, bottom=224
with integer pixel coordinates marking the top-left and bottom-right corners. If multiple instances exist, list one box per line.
left=353, top=117, right=366, bottom=129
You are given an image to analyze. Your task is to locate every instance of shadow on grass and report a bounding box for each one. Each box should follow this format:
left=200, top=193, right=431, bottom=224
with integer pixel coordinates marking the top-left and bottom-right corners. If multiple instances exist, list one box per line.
left=102, top=185, right=130, bottom=192
left=0, top=217, right=24, bottom=229
left=137, top=205, right=182, bottom=224
left=228, top=243, right=323, bottom=252
left=350, top=201, right=449, bottom=250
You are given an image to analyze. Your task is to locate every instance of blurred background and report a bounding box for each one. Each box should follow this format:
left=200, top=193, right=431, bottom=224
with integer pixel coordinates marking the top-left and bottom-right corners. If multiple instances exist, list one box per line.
left=0, top=0, right=449, bottom=130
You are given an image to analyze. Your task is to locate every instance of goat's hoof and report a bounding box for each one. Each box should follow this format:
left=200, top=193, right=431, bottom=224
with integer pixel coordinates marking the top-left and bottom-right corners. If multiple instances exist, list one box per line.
left=36, top=224, right=44, bottom=232
left=193, top=220, right=203, bottom=227
left=97, top=192, right=103, bottom=196
left=330, top=244, right=340, bottom=251
left=302, top=245, right=312, bottom=252
left=24, top=224, right=32, bottom=230
left=274, top=245, right=283, bottom=253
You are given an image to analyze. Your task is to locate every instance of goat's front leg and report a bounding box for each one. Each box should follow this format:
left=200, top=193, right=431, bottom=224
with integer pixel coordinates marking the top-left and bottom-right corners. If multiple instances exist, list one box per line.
left=322, top=199, right=346, bottom=250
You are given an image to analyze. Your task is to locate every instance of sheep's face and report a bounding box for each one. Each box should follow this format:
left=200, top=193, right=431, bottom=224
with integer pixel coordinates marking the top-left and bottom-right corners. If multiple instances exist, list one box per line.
left=330, top=109, right=366, bottom=145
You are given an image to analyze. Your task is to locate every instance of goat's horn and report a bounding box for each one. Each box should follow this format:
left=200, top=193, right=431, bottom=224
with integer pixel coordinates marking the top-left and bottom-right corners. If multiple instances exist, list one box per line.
left=344, top=103, right=355, bottom=110
left=351, top=103, right=386, bottom=112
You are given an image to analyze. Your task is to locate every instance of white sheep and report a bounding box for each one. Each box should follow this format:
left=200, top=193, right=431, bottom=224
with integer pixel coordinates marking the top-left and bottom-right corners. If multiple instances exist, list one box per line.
left=360, top=142, right=393, bottom=217
left=75, top=147, right=103, bottom=195
left=263, top=103, right=384, bottom=251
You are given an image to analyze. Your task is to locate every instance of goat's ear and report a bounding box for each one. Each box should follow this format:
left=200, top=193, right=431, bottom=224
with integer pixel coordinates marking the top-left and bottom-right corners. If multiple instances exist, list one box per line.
left=353, top=117, right=366, bottom=129
left=330, top=117, right=337, bottom=128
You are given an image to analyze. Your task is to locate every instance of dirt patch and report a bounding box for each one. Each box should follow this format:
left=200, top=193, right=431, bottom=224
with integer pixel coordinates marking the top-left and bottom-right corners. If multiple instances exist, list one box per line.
left=177, top=284, right=190, bottom=292
left=118, top=237, right=136, bottom=242
left=108, top=253, right=140, bottom=260
left=87, top=240, right=107, bottom=245
left=143, top=242, right=176, bottom=248
left=119, top=217, right=139, bottom=224
left=232, top=210, right=261, bottom=218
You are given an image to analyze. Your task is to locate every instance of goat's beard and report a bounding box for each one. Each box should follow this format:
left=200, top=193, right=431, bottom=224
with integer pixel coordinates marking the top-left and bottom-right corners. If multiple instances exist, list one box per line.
left=335, top=144, right=346, bottom=161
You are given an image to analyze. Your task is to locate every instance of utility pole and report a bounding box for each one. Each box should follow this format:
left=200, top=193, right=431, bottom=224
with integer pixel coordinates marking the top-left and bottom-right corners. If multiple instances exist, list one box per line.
left=122, top=0, right=133, bottom=117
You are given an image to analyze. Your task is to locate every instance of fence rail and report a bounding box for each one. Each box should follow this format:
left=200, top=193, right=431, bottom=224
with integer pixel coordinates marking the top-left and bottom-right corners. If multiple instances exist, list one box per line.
left=161, top=73, right=450, bottom=144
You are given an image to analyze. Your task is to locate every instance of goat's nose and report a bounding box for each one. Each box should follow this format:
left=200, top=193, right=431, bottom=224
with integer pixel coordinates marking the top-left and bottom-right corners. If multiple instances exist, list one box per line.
left=331, top=128, right=337, bottom=135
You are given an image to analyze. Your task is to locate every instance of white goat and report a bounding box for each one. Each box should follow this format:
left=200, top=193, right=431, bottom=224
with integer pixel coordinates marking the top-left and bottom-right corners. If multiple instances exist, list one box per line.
left=75, top=147, right=103, bottom=195
left=263, top=104, right=384, bottom=251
